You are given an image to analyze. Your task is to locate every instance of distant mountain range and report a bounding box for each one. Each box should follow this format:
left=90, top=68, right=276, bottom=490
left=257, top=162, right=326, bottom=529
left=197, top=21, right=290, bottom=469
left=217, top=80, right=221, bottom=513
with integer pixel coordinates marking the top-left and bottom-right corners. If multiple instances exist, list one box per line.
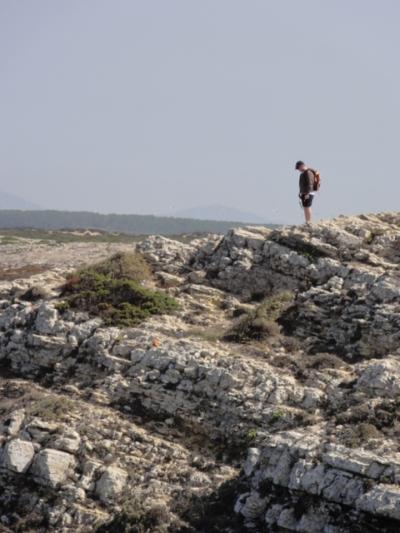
left=0, top=194, right=279, bottom=235
left=0, top=191, right=42, bottom=210
left=0, top=209, right=279, bottom=236
left=171, top=204, right=268, bottom=224
left=0, top=194, right=272, bottom=225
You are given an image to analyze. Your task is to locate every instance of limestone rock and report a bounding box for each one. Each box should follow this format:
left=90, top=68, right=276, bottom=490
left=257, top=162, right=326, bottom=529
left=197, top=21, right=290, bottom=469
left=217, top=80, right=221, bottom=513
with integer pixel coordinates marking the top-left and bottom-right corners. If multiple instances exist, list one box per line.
left=95, top=466, right=128, bottom=503
left=2, top=438, right=35, bottom=473
left=31, top=448, right=76, bottom=487
left=3, top=409, right=25, bottom=436
left=52, top=430, right=81, bottom=454
left=0, top=213, right=399, bottom=531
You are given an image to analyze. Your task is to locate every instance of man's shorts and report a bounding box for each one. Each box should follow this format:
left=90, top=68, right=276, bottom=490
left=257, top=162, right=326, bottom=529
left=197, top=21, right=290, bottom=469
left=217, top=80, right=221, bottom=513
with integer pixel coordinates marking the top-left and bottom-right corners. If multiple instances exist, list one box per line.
left=300, top=194, right=314, bottom=208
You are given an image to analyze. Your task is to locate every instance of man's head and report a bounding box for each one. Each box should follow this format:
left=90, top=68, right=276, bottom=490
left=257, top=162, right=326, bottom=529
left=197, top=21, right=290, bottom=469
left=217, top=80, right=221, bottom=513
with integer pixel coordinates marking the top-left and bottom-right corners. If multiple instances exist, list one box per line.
left=295, top=160, right=306, bottom=172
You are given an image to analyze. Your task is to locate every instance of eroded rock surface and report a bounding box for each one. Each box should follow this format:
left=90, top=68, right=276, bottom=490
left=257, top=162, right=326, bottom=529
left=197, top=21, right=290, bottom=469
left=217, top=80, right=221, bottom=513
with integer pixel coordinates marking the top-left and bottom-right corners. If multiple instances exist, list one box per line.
left=0, top=212, right=399, bottom=531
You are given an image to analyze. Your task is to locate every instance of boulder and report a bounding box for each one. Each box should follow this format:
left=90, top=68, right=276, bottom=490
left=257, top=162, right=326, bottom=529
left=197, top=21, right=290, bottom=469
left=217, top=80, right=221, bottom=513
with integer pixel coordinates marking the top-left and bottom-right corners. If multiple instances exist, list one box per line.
left=2, top=438, right=35, bottom=473
left=96, top=466, right=128, bottom=503
left=31, top=448, right=76, bottom=487
left=4, top=409, right=25, bottom=436
left=52, top=430, right=81, bottom=453
left=35, top=303, right=59, bottom=335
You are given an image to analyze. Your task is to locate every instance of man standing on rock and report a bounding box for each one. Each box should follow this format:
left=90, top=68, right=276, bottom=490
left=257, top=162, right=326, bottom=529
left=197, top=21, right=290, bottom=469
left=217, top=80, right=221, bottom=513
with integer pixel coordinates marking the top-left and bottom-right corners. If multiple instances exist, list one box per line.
left=295, top=161, right=320, bottom=224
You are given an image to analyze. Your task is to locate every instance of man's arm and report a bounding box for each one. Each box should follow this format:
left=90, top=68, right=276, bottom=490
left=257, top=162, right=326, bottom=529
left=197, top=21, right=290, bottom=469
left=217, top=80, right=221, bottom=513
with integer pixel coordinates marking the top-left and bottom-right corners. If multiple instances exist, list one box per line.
left=304, top=170, right=314, bottom=196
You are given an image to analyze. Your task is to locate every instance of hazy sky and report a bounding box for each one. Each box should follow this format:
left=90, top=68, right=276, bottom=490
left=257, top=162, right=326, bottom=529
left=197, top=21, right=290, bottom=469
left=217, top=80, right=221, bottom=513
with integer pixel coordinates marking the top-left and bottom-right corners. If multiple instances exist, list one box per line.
left=1, top=0, right=399, bottom=223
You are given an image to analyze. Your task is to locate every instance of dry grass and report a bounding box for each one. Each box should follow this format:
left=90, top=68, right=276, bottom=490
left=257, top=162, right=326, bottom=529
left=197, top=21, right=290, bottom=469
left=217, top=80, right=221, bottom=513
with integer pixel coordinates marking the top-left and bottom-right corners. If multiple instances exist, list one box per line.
left=224, top=292, right=294, bottom=344
left=0, top=264, right=49, bottom=281
left=84, top=252, right=153, bottom=283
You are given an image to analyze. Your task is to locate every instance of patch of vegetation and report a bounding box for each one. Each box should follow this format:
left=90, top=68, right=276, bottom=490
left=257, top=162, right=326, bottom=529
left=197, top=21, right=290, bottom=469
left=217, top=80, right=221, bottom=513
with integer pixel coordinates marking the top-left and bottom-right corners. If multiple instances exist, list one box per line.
left=18, top=285, right=49, bottom=302
left=0, top=228, right=141, bottom=244
left=87, top=252, right=153, bottom=282
left=0, top=227, right=218, bottom=245
left=0, top=264, right=49, bottom=281
left=269, top=409, right=285, bottom=423
left=336, top=422, right=382, bottom=448
left=55, top=301, right=70, bottom=313
left=59, top=252, right=179, bottom=328
left=27, top=396, right=76, bottom=422
left=246, top=428, right=258, bottom=442
left=224, top=291, right=294, bottom=343
left=175, top=478, right=247, bottom=533
left=0, top=235, right=21, bottom=245
left=186, top=324, right=226, bottom=343
left=97, top=497, right=171, bottom=533
left=335, top=399, right=399, bottom=433
left=304, top=353, right=348, bottom=370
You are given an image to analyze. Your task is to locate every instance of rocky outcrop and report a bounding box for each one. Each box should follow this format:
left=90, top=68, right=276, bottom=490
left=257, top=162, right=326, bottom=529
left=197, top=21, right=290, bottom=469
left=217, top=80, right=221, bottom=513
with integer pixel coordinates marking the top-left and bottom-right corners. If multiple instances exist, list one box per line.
left=0, top=301, right=322, bottom=440
left=0, top=212, right=399, bottom=531
left=188, top=214, right=400, bottom=359
left=236, top=426, right=400, bottom=531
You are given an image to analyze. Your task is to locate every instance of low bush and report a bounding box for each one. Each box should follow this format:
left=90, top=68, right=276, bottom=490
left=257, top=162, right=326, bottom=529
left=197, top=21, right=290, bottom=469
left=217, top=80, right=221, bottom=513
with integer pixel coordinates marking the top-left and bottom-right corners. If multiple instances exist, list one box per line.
left=27, top=396, right=75, bottom=422
left=187, top=324, right=226, bottom=343
left=87, top=252, right=153, bottom=282
left=336, top=422, right=382, bottom=448
left=224, top=291, right=294, bottom=343
left=59, top=253, right=178, bottom=328
left=18, top=285, right=50, bottom=302
left=97, top=497, right=170, bottom=533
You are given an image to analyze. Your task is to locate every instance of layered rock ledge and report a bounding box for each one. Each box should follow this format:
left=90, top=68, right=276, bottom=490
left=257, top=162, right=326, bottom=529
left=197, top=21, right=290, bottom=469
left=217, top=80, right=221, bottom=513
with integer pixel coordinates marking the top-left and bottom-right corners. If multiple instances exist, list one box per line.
left=0, top=212, right=399, bottom=532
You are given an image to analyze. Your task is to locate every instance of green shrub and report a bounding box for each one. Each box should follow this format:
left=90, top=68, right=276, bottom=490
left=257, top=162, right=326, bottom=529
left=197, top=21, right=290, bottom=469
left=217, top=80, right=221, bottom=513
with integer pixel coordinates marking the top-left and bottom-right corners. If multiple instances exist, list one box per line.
left=269, top=409, right=284, bottom=423
left=224, top=291, right=294, bottom=343
left=59, top=255, right=178, bottom=328
left=246, top=428, right=258, bottom=441
left=258, top=290, right=294, bottom=317
left=55, top=301, right=70, bottom=313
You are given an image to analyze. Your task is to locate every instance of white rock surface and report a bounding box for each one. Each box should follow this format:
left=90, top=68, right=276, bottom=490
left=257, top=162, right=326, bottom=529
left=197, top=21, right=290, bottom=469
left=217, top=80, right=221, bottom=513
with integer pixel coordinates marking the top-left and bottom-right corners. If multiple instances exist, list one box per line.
left=32, top=448, right=76, bottom=487
left=0, top=213, right=399, bottom=531
left=95, top=466, right=128, bottom=503
left=2, top=438, right=35, bottom=473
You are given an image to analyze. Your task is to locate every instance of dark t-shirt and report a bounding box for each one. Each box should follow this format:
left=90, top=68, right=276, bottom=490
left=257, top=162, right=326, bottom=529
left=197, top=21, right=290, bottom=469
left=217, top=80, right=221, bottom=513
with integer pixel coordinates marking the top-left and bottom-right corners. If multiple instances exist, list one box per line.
left=299, top=169, right=314, bottom=195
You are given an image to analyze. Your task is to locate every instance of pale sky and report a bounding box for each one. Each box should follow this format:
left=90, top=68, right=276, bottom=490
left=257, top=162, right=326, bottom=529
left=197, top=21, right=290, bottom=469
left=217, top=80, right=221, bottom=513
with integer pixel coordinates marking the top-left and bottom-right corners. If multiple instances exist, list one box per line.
left=1, top=0, right=399, bottom=223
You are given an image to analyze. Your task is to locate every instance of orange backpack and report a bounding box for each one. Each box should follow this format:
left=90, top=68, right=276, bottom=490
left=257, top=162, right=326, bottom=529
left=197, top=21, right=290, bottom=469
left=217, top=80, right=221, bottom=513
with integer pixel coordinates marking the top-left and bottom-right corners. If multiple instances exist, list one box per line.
left=310, top=168, right=321, bottom=191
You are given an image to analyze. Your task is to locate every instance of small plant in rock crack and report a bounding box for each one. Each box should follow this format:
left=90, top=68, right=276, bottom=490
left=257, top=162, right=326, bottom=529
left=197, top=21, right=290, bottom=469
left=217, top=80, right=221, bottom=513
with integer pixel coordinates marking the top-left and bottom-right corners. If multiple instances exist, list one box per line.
left=269, top=409, right=284, bottom=423
left=246, top=428, right=258, bottom=441
left=55, top=301, right=70, bottom=313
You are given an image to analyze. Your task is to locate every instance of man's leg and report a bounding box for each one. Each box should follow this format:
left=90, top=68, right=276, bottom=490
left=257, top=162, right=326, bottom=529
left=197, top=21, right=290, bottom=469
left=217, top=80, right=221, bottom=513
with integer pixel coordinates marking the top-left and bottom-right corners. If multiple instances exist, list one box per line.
left=304, top=207, right=312, bottom=223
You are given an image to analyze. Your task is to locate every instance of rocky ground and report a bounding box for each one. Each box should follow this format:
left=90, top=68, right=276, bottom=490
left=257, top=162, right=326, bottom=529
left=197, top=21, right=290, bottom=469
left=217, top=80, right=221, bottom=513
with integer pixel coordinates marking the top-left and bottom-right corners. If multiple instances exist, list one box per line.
left=0, top=212, right=399, bottom=532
